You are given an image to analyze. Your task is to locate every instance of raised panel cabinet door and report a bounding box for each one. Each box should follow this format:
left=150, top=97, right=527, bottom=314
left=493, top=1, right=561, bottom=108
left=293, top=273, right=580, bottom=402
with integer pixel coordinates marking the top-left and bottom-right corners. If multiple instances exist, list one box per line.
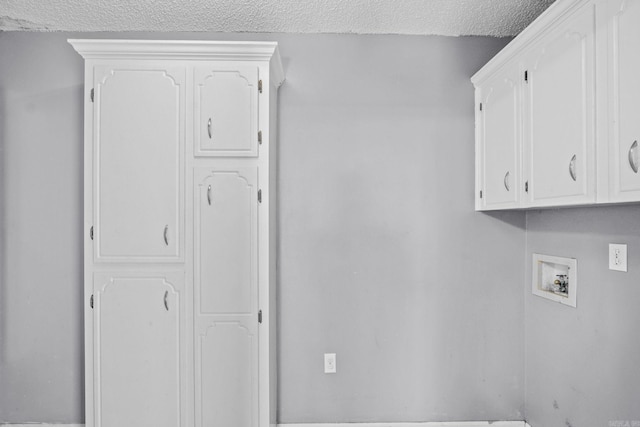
left=193, top=166, right=259, bottom=427
left=525, top=4, right=596, bottom=205
left=94, top=66, right=184, bottom=261
left=609, top=0, right=640, bottom=200
left=93, top=273, right=184, bottom=427
left=478, top=67, right=521, bottom=209
left=194, top=64, right=259, bottom=157
left=196, top=322, right=258, bottom=427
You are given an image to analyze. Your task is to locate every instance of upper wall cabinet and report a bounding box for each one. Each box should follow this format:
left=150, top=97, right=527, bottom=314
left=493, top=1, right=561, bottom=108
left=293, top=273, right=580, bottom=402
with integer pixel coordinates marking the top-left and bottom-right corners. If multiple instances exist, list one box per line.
left=473, top=0, right=640, bottom=210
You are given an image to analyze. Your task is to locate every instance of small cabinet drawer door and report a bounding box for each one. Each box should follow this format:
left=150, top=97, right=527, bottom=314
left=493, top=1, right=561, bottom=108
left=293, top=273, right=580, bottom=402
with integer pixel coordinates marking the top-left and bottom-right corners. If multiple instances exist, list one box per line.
left=93, top=66, right=184, bottom=262
left=608, top=0, right=640, bottom=201
left=525, top=4, right=596, bottom=206
left=194, top=64, right=259, bottom=157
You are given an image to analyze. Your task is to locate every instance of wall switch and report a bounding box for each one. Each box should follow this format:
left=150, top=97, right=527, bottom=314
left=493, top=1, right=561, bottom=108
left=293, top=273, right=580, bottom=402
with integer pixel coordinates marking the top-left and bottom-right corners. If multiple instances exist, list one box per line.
left=324, top=353, right=336, bottom=374
left=609, top=244, right=628, bottom=272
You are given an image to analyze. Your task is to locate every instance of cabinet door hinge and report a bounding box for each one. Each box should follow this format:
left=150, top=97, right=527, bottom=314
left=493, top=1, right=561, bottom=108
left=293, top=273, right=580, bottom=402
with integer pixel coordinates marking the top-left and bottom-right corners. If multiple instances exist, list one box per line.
left=258, top=130, right=263, bottom=145
left=90, top=88, right=94, bottom=102
left=524, top=71, right=528, bottom=82
left=258, top=189, right=262, bottom=203
left=525, top=181, right=529, bottom=193
left=90, top=294, right=94, bottom=309
left=90, top=226, right=94, bottom=240
left=479, top=190, right=483, bottom=199
left=258, top=310, right=263, bottom=324
left=479, top=103, right=483, bottom=111
left=258, top=80, right=263, bottom=93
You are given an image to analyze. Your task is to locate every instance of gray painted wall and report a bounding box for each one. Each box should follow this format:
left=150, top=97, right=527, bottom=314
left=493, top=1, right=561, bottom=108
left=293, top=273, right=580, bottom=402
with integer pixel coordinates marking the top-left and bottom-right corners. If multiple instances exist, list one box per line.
left=525, top=206, right=640, bottom=427
left=0, top=32, right=525, bottom=423
left=0, top=33, right=85, bottom=422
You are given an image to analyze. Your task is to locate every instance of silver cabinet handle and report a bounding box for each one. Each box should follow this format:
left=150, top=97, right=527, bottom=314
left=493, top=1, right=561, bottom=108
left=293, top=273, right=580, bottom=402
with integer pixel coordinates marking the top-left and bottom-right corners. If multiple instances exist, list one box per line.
left=629, top=140, right=638, bottom=174
left=569, top=154, right=577, bottom=181
left=503, top=171, right=510, bottom=191
left=207, top=185, right=212, bottom=205
left=164, top=291, right=169, bottom=311
left=207, top=118, right=212, bottom=139
left=163, top=225, right=169, bottom=246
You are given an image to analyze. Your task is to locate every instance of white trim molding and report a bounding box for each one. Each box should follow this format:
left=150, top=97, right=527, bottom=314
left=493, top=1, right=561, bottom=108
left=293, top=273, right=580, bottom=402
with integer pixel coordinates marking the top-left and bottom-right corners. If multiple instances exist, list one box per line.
left=0, top=422, right=529, bottom=427
left=0, top=425, right=84, bottom=427
left=471, top=0, right=591, bottom=85
left=67, top=39, right=285, bottom=86
left=278, top=422, right=527, bottom=427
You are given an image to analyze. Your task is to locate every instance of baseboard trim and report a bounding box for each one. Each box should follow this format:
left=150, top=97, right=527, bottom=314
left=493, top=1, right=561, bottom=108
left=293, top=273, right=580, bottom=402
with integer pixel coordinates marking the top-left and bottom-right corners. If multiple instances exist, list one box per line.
left=1, top=423, right=527, bottom=427
left=279, top=423, right=527, bottom=427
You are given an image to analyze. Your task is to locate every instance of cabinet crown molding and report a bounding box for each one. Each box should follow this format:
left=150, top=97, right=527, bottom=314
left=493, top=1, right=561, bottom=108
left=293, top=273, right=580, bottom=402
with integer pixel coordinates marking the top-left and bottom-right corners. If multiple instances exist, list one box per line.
left=471, top=0, right=592, bottom=86
left=68, top=39, right=285, bottom=87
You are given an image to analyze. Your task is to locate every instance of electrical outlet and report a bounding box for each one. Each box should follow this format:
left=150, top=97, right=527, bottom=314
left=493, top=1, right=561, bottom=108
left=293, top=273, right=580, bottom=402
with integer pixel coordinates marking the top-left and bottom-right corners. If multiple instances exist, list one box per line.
left=324, top=353, right=336, bottom=374
left=609, top=243, right=628, bottom=272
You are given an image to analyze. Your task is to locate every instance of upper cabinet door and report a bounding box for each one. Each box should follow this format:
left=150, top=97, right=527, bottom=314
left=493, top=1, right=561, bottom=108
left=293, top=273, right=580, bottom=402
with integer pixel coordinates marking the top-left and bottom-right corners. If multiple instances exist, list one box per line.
left=93, top=66, right=184, bottom=262
left=194, top=64, right=259, bottom=157
left=608, top=0, right=640, bottom=201
left=525, top=4, right=596, bottom=206
left=477, top=65, right=521, bottom=210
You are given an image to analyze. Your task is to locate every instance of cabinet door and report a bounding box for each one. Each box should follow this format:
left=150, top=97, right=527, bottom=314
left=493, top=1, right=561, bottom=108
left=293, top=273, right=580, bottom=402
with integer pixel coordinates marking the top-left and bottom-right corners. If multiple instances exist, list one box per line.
left=94, top=66, right=184, bottom=262
left=525, top=4, right=596, bottom=206
left=608, top=0, right=640, bottom=201
left=477, top=66, right=521, bottom=210
left=194, top=166, right=259, bottom=427
left=93, top=273, right=184, bottom=427
left=194, top=64, right=259, bottom=157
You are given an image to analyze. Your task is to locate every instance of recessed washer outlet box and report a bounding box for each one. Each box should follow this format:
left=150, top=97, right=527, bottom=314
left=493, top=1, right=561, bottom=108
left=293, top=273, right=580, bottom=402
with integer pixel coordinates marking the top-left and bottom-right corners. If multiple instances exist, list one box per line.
left=532, top=253, right=577, bottom=308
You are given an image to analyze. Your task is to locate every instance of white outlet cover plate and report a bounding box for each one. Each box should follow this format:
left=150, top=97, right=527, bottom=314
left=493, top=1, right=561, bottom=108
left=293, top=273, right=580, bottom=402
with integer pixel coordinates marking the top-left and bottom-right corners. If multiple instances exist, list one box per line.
left=324, top=353, right=336, bottom=374
left=609, top=243, right=628, bottom=272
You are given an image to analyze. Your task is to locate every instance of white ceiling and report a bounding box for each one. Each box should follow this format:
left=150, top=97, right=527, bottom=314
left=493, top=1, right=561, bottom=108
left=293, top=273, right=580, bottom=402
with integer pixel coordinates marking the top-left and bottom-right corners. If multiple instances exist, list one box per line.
left=0, top=0, right=555, bottom=36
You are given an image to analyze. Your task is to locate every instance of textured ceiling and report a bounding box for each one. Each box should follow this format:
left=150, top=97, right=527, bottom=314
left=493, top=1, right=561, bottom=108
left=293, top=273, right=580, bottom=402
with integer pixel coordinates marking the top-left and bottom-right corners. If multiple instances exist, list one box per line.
left=0, top=0, right=555, bottom=36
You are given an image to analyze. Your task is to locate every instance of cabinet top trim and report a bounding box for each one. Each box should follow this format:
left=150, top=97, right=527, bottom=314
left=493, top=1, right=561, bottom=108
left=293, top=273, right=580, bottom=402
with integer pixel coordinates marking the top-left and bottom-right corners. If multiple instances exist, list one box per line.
left=68, top=39, right=284, bottom=86
left=471, top=0, right=592, bottom=86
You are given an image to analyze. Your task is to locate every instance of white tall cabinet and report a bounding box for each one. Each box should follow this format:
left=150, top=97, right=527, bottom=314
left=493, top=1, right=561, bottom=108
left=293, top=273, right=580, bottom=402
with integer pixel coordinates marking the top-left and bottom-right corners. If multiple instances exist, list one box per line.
left=69, top=40, right=284, bottom=427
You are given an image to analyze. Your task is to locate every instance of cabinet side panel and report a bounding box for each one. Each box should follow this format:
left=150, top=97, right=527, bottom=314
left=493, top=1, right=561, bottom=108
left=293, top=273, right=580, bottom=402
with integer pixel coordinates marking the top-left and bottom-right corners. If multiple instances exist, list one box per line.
left=268, top=78, right=279, bottom=427
left=84, top=61, right=96, bottom=427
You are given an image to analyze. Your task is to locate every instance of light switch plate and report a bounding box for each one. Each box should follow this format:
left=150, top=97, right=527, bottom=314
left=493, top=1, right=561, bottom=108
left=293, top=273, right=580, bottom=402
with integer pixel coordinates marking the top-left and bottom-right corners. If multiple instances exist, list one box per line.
left=609, top=244, right=628, bottom=272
